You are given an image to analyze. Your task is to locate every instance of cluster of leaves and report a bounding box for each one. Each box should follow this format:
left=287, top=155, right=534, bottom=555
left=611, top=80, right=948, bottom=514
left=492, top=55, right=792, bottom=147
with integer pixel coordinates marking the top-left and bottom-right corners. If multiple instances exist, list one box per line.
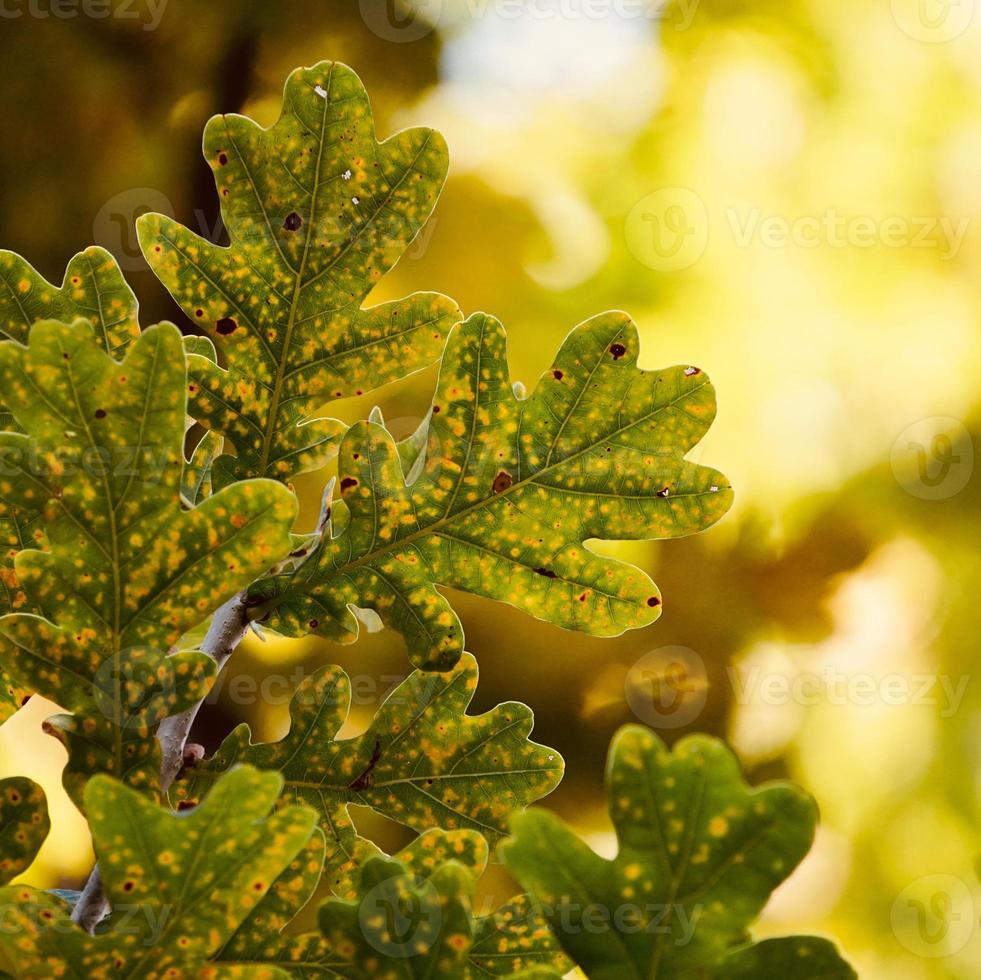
left=0, top=60, right=855, bottom=978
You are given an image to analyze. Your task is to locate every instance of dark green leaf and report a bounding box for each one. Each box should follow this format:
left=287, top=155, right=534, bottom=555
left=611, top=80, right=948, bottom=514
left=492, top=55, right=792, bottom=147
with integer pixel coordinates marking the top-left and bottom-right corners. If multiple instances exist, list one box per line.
left=173, top=653, right=562, bottom=892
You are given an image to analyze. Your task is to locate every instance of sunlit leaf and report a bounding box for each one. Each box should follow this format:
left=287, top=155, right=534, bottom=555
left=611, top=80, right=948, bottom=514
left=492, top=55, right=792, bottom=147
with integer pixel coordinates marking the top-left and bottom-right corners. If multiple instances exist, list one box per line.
left=0, top=246, right=138, bottom=355
left=173, top=652, right=562, bottom=892
left=0, top=247, right=141, bottom=721
left=0, top=776, right=48, bottom=885
left=0, top=766, right=314, bottom=978
left=251, top=311, right=732, bottom=670
left=0, top=320, right=297, bottom=803
left=138, top=60, right=460, bottom=484
left=502, top=725, right=856, bottom=979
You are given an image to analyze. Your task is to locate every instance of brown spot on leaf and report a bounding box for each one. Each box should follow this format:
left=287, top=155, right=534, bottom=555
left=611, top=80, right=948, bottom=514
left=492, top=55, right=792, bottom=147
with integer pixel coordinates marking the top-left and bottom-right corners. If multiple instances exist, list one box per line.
left=308, top=619, right=319, bottom=629
left=340, top=477, right=358, bottom=491
left=218, top=152, right=228, bottom=165
left=492, top=471, right=513, bottom=493
left=535, top=568, right=557, bottom=578
left=94, top=409, right=106, bottom=419
left=609, top=343, right=627, bottom=360
left=552, top=369, right=564, bottom=380
left=647, top=596, right=661, bottom=607
left=283, top=211, right=303, bottom=231
left=216, top=317, right=237, bottom=336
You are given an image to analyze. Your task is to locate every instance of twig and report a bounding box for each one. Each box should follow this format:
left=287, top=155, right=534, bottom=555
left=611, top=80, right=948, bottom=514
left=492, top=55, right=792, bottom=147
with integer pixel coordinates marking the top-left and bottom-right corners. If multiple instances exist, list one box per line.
left=71, top=592, right=252, bottom=933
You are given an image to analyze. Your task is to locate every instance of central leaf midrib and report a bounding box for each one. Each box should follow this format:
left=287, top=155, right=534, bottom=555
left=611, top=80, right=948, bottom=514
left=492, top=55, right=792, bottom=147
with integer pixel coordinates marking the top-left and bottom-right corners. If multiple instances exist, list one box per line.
left=257, top=66, right=334, bottom=477
left=327, top=379, right=712, bottom=581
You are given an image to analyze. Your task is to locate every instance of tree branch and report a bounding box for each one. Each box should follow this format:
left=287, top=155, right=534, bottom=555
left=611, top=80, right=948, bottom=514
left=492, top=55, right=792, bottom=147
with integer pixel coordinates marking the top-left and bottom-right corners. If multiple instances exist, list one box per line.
left=71, top=592, right=252, bottom=933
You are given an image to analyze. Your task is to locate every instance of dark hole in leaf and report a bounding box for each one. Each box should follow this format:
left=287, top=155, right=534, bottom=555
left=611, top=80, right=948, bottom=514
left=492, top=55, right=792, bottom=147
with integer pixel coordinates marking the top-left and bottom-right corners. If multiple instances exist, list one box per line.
left=492, top=471, right=513, bottom=493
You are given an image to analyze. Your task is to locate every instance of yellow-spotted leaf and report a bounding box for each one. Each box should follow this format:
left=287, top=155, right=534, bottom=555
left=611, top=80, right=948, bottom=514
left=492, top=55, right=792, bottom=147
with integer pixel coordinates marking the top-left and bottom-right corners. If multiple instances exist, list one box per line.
left=317, top=856, right=563, bottom=979
left=138, top=60, right=461, bottom=484
left=0, top=245, right=138, bottom=355
left=0, top=320, right=297, bottom=802
left=0, top=776, right=49, bottom=885
left=214, top=828, right=499, bottom=975
left=0, top=767, right=315, bottom=978
left=0, top=247, right=140, bottom=721
left=501, top=726, right=856, bottom=980
left=251, top=311, right=732, bottom=670
left=173, top=653, right=563, bottom=892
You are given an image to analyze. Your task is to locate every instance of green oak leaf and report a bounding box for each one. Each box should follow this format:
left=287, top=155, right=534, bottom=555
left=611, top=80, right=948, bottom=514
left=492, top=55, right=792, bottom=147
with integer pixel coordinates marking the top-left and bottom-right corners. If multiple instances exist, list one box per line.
left=0, top=247, right=140, bottom=720
left=0, top=776, right=49, bottom=885
left=501, top=725, right=856, bottom=980
left=138, top=60, right=461, bottom=484
left=0, top=245, right=138, bottom=355
left=317, top=855, right=563, bottom=979
left=250, top=310, right=733, bottom=670
left=214, top=828, right=504, bottom=975
left=0, top=320, right=297, bottom=803
left=173, top=652, right=563, bottom=893
left=0, top=766, right=314, bottom=979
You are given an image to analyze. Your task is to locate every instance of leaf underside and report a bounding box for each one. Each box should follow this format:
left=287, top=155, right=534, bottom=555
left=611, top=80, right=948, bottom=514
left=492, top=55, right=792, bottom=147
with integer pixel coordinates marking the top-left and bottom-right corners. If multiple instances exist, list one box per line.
left=0, top=320, right=296, bottom=803
left=251, top=311, right=733, bottom=670
left=173, top=652, right=563, bottom=894
left=138, top=60, right=461, bottom=485
left=502, top=725, right=856, bottom=980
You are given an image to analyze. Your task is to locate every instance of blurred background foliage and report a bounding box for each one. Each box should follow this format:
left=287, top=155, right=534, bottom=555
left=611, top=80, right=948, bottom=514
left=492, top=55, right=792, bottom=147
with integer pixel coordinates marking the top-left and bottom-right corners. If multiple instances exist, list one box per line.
left=1, top=0, right=980, bottom=976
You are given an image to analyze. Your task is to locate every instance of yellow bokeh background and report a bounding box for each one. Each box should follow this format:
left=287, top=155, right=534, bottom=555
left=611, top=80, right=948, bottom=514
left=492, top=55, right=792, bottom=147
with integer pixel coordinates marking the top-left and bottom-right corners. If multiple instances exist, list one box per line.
left=1, top=1, right=981, bottom=975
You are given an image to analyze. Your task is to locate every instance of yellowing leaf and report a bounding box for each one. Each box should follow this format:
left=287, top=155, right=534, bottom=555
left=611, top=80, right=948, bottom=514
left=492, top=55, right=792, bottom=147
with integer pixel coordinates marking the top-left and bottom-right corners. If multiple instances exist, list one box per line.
left=173, top=653, right=562, bottom=893
left=0, top=247, right=140, bottom=721
left=138, top=60, right=461, bottom=484
left=251, top=311, right=732, bottom=670
left=0, top=320, right=297, bottom=802
left=0, top=766, right=314, bottom=978
left=0, top=776, right=48, bottom=885
left=502, top=726, right=856, bottom=980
